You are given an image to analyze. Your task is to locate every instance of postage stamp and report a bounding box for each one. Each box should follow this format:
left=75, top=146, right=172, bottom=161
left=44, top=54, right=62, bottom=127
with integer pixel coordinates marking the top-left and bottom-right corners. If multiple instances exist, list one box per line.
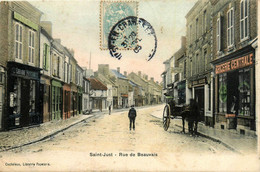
left=100, top=0, right=138, bottom=50
left=108, top=16, right=157, bottom=61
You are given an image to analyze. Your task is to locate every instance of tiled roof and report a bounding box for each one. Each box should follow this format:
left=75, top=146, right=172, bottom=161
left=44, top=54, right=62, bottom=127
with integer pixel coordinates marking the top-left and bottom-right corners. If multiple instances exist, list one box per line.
left=111, top=69, right=127, bottom=79
left=88, top=78, right=107, bottom=90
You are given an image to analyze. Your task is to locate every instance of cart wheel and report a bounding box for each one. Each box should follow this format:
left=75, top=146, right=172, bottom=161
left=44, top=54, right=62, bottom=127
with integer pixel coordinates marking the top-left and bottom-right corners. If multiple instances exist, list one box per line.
left=163, top=104, right=170, bottom=131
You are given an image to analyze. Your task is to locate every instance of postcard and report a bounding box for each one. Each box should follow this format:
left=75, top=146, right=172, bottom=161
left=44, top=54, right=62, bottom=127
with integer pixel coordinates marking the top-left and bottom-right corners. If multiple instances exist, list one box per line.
left=0, top=0, right=259, bottom=171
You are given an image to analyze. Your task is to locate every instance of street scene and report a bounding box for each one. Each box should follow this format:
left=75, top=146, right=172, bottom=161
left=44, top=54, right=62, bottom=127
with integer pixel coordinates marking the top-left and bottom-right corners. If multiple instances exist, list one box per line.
left=0, top=0, right=259, bottom=171
left=0, top=105, right=258, bottom=171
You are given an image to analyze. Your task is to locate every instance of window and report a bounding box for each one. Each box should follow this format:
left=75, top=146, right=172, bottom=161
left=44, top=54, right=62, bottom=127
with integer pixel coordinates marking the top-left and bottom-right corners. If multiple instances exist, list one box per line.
left=43, top=44, right=50, bottom=70
left=28, top=30, right=35, bottom=64
left=227, top=8, right=234, bottom=47
left=218, top=73, right=227, bottom=113
left=15, top=23, right=23, bottom=60
left=238, top=68, right=251, bottom=116
left=57, top=56, right=60, bottom=77
left=189, top=25, right=192, bottom=43
left=29, top=80, right=36, bottom=113
left=190, top=58, right=193, bottom=76
left=64, top=62, right=68, bottom=83
left=196, top=18, right=199, bottom=39
left=184, top=60, right=186, bottom=78
left=196, top=53, right=199, bottom=74
left=204, top=48, right=207, bottom=70
left=240, top=0, right=249, bottom=40
left=217, top=18, right=221, bottom=51
left=203, top=10, right=207, bottom=33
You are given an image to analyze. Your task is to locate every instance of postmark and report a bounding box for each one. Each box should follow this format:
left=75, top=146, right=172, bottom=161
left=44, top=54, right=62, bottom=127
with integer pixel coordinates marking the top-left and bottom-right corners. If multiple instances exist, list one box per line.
left=100, top=0, right=138, bottom=50
left=108, top=16, right=157, bottom=61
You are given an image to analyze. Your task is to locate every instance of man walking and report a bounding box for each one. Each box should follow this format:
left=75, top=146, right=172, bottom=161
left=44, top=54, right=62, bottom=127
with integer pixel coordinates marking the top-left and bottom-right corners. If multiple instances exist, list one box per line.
left=128, top=105, right=137, bottom=131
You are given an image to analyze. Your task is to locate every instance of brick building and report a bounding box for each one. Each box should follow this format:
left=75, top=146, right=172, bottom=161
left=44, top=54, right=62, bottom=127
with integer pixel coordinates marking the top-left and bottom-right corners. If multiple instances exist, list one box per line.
left=211, top=0, right=257, bottom=136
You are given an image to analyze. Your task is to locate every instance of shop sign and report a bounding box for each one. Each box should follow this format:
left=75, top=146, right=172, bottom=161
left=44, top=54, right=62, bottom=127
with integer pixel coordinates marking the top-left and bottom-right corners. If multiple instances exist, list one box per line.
left=14, top=12, right=38, bottom=31
left=215, top=53, right=253, bottom=75
left=52, top=80, right=62, bottom=87
left=192, top=78, right=207, bottom=86
left=11, top=67, right=39, bottom=80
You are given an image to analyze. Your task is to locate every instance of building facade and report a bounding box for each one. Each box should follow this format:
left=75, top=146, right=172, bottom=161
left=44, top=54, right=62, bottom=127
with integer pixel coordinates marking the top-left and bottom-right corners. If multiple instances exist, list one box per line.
left=39, top=25, right=52, bottom=122
left=1, top=2, right=43, bottom=129
left=186, top=0, right=213, bottom=126
left=211, top=0, right=257, bottom=136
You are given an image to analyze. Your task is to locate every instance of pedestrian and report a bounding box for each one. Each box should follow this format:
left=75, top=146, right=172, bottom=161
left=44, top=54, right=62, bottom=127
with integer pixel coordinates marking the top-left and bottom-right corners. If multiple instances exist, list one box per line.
left=109, top=105, right=111, bottom=115
left=128, top=105, right=137, bottom=131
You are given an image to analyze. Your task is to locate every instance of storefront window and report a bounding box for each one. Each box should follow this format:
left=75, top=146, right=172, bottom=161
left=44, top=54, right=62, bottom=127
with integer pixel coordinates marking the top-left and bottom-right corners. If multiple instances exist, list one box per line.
left=29, top=80, right=36, bottom=113
left=52, top=86, right=55, bottom=113
left=13, top=78, right=21, bottom=115
left=218, top=73, right=227, bottom=112
left=238, top=68, right=251, bottom=116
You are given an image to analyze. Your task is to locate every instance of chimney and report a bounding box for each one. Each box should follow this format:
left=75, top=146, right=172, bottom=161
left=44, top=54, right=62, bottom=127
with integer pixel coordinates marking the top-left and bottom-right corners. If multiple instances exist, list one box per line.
left=181, top=36, right=186, bottom=49
left=94, top=72, right=98, bottom=77
left=138, top=71, right=141, bottom=76
left=54, top=38, right=61, bottom=44
left=145, top=75, right=148, bottom=80
left=124, top=71, right=127, bottom=76
left=156, top=81, right=159, bottom=84
left=117, top=67, right=120, bottom=73
left=41, top=21, right=52, bottom=36
left=69, top=48, right=75, bottom=57
left=151, top=77, right=154, bottom=82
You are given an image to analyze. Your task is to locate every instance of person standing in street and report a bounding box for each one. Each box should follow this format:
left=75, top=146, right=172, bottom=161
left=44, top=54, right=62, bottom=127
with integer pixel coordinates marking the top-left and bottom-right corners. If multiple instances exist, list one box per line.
left=128, top=105, right=137, bottom=131
left=109, top=105, right=111, bottom=115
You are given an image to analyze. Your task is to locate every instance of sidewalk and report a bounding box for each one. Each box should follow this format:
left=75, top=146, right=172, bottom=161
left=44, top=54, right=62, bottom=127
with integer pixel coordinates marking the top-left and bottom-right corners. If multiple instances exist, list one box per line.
left=0, top=113, right=97, bottom=152
left=150, top=107, right=257, bottom=155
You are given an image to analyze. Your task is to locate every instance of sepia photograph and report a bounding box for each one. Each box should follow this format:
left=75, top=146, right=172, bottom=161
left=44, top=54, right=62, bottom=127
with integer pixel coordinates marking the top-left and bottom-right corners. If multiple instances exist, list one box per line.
left=0, top=0, right=259, bottom=171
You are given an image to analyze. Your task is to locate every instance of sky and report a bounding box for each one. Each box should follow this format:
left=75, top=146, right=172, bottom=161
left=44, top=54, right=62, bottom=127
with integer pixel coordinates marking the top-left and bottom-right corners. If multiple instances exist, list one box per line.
left=30, top=0, right=196, bottom=82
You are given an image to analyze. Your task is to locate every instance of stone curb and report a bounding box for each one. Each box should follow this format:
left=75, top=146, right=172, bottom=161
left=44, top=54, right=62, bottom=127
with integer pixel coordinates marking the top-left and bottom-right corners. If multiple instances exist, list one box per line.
left=150, top=113, right=243, bottom=155
left=174, top=124, right=243, bottom=155
left=0, top=115, right=96, bottom=153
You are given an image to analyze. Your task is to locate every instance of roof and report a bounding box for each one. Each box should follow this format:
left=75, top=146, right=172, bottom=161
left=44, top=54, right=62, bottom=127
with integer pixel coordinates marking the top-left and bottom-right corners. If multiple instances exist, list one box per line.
left=111, top=69, right=127, bottom=79
left=88, top=78, right=107, bottom=90
left=129, top=80, right=138, bottom=87
left=96, top=73, right=116, bottom=86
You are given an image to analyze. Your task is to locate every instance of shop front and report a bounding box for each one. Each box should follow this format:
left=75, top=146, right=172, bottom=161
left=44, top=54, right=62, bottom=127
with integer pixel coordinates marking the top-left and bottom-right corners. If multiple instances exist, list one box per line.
left=0, top=66, right=6, bottom=130
left=77, top=87, right=83, bottom=115
left=7, top=62, right=42, bottom=129
left=63, top=84, right=71, bottom=119
left=212, top=47, right=255, bottom=135
left=192, top=77, right=207, bottom=123
left=40, top=76, right=51, bottom=123
left=71, top=84, right=77, bottom=117
left=51, top=80, right=63, bottom=120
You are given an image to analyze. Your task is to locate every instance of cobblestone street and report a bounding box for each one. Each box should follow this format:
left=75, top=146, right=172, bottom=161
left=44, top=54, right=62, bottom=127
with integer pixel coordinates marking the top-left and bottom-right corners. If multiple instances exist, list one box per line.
left=0, top=105, right=258, bottom=171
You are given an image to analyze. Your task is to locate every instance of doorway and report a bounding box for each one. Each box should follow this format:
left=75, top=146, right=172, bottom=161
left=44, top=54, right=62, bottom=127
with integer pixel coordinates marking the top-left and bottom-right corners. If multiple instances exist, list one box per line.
left=195, top=86, right=205, bottom=122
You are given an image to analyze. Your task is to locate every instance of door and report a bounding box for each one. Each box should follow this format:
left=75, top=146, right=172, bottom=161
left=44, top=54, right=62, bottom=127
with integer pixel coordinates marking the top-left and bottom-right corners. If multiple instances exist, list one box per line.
left=20, top=79, right=30, bottom=127
left=195, top=87, right=205, bottom=122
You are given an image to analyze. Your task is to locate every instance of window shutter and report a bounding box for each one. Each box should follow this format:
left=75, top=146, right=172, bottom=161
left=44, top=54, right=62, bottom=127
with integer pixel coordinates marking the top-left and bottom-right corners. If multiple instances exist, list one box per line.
left=43, top=44, right=46, bottom=69
left=46, top=45, right=50, bottom=70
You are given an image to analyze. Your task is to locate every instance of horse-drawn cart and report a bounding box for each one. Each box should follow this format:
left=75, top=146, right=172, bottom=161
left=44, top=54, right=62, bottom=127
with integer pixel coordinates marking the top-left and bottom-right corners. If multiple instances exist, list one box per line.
left=163, top=96, right=189, bottom=131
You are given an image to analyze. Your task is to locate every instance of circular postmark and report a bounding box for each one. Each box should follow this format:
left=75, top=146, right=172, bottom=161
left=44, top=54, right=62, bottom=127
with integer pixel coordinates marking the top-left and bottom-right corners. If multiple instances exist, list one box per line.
left=108, top=16, right=157, bottom=61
